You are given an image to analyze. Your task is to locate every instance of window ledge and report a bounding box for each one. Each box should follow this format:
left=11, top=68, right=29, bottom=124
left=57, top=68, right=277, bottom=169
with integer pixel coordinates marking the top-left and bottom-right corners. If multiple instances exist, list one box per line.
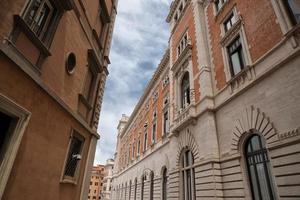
left=220, top=17, right=242, bottom=46
left=284, top=23, right=300, bottom=48
left=13, top=15, right=51, bottom=57
left=60, top=178, right=78, bottom=185
left=78, top=94, right=93, bottom=110
left=227, top=65, right=255, bottom=93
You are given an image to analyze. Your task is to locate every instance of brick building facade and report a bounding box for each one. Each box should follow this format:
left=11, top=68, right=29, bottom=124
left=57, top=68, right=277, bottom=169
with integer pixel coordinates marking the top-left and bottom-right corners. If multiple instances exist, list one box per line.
left=111, top=0, right=300, bottom=199
left=89, top=165, right=105, bottom=200
left=0, top=0, right=118, bottom=199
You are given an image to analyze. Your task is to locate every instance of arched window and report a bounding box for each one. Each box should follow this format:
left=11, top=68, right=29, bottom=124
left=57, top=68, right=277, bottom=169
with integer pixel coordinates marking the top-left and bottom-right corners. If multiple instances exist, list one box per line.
left=245, top=134, right=276, bottom=200
left=162, top=168, right=168, bottom=200
left=134, top=178, right=137, bottom=200
left=129, top=180, right=132, bottom=200
left=181, top=72, right=190, bottom=109
left=150, top=171, right=154, bottom=200
left=181, top=149, right=195, bottom=200
left=141, top=175, right=145, bottom=200
left=125, top=182, right=127, bottom=200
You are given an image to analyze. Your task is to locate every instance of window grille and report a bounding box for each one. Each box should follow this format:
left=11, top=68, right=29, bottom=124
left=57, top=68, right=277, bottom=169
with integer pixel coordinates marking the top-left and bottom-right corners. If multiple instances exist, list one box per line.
left=24, top=0, right=58, bottom=41
left=245, top=135, right=276, bottom=200
left=64, top=134, right=84, bottom=178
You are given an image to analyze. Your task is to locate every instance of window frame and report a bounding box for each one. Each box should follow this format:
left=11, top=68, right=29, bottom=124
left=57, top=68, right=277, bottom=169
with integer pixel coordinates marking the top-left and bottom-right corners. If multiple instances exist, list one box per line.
left=162, top=168, right=168, bottom=200
left=220, top=11, right=252, bottom=82
left=177, top=32, right=189, bottom=58
left=61, top=129, right=85, bottom=184
left=180, top=149, right=195, bottom=200
left=20, top=0, right=62, bottom=46
left=245, top=134, right=277, bottom=200
left=283, top=0, right=300, bottom=26
left=227, top=36, right=246, bottom=77
left=143, top=130, right=148, bottom=152
left=181, top=72, right=191, bottom=109
left=0, top=94, right=31, bottom=198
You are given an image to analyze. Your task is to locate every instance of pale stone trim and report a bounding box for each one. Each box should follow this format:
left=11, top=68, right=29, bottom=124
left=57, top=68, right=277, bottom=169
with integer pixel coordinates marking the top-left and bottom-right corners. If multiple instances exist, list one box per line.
left=269, top=0, right=294, bottom=34
left=176, top=130, right=200, bottom=166
left=230, top=106, right=279, bottom=154
left=60, top=129, right=86, bottom=185
left=113, top=139, right=170, bottom=178
left=0, top=94, right=31, bottom=199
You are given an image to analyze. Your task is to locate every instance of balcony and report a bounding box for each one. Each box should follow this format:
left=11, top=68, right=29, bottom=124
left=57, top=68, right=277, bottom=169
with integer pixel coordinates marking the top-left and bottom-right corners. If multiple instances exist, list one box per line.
left=171, top=89, right=197, bottom=134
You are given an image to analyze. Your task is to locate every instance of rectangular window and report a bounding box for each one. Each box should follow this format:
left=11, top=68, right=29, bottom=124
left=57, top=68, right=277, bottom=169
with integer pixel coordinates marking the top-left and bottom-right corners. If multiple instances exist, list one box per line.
left=163, top=111, right=169, bottom=136
left=284, top=0, right=300, bottom=25
left=63, top=132, right=84, bottom=179
left=152, top=122, right=156, bottom=144
left=23, top=0, right=58, bottom=41
left=227, top=36, right=245, bottom=76
left=132, top=143, right=135, bottom=158
left=0, top=111, right=13, bottom=164
left=137, top=140, right=140, bottom=155
left=144, top=132, right=148, bottom=151
left=215, top=0, right=228, bottom=13
left=83, top=69, right=95, bottom=102
left=223, top=12, right=237, bottom=32
left=177, top=33, right=189, bottom=57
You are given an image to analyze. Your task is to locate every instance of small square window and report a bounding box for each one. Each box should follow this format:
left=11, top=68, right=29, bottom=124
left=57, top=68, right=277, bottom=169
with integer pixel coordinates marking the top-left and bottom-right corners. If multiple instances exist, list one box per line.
left=223, top=13, right=237, bottom=32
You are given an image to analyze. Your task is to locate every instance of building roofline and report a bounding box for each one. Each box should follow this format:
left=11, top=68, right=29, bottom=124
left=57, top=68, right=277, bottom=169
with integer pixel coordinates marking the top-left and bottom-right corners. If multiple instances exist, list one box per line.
left=119, top=49, right=170, bottom=138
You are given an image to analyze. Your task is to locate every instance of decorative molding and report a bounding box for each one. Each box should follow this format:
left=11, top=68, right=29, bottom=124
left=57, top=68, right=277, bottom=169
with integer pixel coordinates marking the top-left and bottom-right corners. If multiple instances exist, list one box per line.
left=227, top=65, right=256, bottom=94
left=176, top=130, right=200, bottom=166
left=231, top=106, right=279, bottom=153
left=0, top=94, right=31, bottom=199
left=279, top=127, right=300, bottom=140
left=220, top=17, right=242, bottom=46
left=171, top=43, right=192, bottom=74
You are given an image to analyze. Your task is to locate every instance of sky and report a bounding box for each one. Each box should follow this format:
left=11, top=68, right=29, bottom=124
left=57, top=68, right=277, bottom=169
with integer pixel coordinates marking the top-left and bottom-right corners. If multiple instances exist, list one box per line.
left=94, top=0, right=173, bottom=165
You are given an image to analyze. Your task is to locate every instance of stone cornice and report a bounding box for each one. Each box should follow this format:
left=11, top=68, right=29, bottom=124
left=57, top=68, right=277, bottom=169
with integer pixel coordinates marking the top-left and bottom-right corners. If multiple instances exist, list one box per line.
left=119, top=49, right=170, bottom=138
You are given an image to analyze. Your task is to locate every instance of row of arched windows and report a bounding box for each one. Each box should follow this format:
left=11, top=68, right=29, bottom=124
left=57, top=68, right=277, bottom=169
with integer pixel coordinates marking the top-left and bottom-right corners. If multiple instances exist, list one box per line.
left=114, top=168, right=168, bottom=200
left=114, top=134, right=276, bottom=200
left=177, top=134, right=277, bottom=200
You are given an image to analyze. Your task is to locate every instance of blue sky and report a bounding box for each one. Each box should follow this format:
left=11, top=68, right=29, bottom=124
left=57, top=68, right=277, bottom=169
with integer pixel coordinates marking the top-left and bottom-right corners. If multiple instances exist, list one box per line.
left=94, top=0, right=172, bottom=165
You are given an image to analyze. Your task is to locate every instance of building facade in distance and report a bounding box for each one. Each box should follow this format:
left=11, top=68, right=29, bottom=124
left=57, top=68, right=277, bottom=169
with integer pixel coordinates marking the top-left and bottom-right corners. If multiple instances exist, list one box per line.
left=0, top=0, right=118, bottom=199
left=111, top=0, right=300, bottom=200
left=101, top=159, right=115, bottom=200
left=88, top=165, right=105, bottom=200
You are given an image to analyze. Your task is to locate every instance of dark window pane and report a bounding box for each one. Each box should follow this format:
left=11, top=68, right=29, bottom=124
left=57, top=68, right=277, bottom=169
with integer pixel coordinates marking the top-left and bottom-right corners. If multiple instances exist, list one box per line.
left=287, top=0, right=300, bottom=24
left=251, top=135, right=261, bottom=151
left=0, top=112, right=13, bottom=163
left=64, top=135, right=83, bottom=177
left=246, top=135, right=276, bottom=200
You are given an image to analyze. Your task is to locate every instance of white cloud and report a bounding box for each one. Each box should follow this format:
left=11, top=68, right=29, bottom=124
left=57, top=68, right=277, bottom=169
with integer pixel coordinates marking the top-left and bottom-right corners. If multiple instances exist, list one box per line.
left=94, top=0, right=172, bottom=165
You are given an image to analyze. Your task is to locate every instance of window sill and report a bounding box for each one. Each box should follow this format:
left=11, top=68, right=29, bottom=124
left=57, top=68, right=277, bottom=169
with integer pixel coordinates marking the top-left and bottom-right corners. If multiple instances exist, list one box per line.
left=284, top=23, right=300, bottom=47
left=13, top=15, right=51, bottom=57
left=60, top=178, right=78, bottom=185
left=78, top=94, right=93, bottom=110
left=227, top=65, right=255, bottom=93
